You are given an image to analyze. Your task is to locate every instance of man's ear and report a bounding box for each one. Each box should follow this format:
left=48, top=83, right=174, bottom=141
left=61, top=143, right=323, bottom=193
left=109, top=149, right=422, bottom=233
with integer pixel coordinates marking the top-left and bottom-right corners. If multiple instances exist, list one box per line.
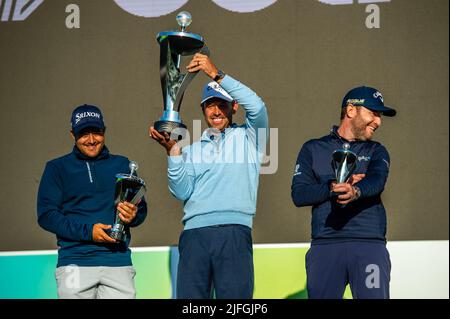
left=70, top=130, right=76, bottom=141
left=346, top=104, right=357, bottom=119
left=232, top=101, right=239, bottom=114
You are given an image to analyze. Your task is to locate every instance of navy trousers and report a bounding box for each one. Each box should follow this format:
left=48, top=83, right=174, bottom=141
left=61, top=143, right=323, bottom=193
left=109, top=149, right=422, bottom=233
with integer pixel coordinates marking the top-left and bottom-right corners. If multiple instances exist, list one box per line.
left=176, top=224, right=254, bottom=299
left=306, top=241, right=391, bottom=299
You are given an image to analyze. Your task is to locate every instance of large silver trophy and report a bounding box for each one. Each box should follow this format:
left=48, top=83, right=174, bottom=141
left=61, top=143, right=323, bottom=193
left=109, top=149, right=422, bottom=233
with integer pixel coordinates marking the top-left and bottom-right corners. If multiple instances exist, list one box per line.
left=331, top=143, right=357, bottom=185
left=109, top=161, right=146, bottom=242
left=153, top=11, right=209, bottom=140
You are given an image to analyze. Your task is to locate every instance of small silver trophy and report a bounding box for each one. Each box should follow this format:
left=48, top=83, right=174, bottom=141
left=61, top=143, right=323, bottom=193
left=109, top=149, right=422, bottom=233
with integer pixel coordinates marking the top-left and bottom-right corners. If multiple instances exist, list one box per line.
left=109, top=161, right=146, bottom=242
left=331, top=143, right=357, bottom=184
left=153, top=11, right=210, bottom=140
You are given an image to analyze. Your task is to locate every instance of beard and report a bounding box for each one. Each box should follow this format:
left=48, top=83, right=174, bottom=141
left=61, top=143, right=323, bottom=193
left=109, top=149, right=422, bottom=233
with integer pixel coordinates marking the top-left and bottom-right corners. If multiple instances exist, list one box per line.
left=351, top=114, right=371, bottom=141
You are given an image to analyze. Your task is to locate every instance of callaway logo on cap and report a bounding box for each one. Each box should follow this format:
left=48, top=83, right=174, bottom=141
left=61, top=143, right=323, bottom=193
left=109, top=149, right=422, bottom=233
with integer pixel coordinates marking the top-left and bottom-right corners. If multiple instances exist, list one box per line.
left=341, top=86, right=396, bottom=117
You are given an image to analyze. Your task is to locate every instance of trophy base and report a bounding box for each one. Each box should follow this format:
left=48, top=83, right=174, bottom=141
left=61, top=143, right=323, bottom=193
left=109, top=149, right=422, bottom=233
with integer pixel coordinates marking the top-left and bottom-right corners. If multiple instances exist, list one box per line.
left=109, top=230, right=127, bottom=242
left=154, top=120, right=187, bottom=140
left=108, top=223, right=127, bottom=242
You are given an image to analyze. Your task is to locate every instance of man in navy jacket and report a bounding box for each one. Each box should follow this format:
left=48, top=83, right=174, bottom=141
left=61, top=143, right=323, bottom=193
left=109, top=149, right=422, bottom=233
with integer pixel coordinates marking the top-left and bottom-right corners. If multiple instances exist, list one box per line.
left=291, top=86, right=396, bottom=299
left=37, top=104, right=147, bottom=298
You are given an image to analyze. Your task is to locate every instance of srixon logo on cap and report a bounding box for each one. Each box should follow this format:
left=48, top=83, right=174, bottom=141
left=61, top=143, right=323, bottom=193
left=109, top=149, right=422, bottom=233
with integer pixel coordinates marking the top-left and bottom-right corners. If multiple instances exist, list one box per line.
left=75, top=112, right=101, bottom=124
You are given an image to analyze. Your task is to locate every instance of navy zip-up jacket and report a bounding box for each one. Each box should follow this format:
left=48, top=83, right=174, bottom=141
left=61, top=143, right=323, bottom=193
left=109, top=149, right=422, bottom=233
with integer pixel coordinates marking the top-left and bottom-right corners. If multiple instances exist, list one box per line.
left=37, top=145, right=147, bottom=267
left=291, top=126, right=390, bottom=243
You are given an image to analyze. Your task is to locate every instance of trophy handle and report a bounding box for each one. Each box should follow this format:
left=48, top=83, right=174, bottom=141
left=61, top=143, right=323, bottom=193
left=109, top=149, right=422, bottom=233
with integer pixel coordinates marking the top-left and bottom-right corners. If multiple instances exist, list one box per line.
left=159, top=40, right=173, bottom=110
left=114, top=186, right=145, bottom=225
left=159, top=42, right=210, bottom=113
left=172, top=45, right=210, bottom=113
left=129, top=186, right=146, bottom=205
left=331, top=149, right=357, bottom=184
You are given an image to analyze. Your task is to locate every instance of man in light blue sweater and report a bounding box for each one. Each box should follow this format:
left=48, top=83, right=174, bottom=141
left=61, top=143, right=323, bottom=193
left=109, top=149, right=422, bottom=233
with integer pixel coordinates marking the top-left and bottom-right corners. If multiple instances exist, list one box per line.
left=150, top=53, right=268, bottom=299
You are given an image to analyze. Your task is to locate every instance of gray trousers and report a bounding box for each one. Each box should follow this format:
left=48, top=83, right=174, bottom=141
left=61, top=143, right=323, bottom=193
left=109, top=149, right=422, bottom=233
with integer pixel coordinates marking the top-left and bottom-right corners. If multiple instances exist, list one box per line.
left=55, top=266, right=136, bottom=299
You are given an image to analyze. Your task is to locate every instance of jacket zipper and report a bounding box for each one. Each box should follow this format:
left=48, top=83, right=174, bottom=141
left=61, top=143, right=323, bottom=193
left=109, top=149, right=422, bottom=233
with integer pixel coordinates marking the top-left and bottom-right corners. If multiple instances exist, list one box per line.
left=331, top=128, right=354, bottom=149
left=86, top=162, right=93, bottom=183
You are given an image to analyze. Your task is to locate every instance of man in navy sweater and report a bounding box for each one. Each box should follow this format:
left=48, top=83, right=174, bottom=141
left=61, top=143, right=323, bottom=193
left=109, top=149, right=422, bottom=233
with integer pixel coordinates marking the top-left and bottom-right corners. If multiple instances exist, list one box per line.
left=37, top=104, right=147, bottom=298
left=291, top=86, right=396, bottom=299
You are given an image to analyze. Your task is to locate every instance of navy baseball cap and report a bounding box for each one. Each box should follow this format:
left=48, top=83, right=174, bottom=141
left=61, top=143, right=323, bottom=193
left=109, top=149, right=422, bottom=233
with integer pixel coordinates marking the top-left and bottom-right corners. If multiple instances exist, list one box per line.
left=71, top=104, right=105, bottom=136
left=201, top=82, right=234, bottom=106
left=342, top=86, right=396, bottom=117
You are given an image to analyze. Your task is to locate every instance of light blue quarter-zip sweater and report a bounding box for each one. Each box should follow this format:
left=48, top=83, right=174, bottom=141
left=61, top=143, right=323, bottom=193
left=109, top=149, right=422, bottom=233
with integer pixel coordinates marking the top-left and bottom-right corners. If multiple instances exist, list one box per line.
left=167, top=75, right=268, bottom=230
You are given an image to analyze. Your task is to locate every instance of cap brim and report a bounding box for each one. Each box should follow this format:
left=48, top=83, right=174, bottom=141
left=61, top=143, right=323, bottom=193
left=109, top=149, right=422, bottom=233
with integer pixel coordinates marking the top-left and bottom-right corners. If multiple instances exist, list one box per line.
left=366, top=105, right=397, bottom=117
left=201, top=95, right=234, bottom=105
left=73, top=121, right=105, bottom=135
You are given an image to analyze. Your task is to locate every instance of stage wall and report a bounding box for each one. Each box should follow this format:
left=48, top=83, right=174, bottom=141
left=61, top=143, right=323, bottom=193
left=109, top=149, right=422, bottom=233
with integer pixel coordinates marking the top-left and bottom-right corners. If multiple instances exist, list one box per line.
left=0, top=1, right=448, bottom=250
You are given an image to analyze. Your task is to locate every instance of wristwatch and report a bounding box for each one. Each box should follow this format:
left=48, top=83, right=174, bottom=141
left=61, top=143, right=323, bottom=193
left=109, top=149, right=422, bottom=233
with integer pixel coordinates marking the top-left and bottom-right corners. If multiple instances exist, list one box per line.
left=353, top=186, right=361, bottom=200
left=213, top=70, right=225, bottom=82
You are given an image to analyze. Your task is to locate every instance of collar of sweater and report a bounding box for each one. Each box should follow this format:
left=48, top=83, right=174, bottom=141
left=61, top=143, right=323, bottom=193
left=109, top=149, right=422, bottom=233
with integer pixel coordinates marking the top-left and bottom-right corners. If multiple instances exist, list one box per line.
left=72, top=145, right=110, bottom=161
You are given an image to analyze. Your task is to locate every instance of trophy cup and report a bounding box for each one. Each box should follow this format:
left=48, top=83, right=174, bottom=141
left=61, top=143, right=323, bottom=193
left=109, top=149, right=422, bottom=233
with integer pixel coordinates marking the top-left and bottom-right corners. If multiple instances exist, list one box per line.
left=109, top=161, right=146, bottom=242
left=331, top=143, right=357, bottom=185
left=153, top=11, right=210, bottom=140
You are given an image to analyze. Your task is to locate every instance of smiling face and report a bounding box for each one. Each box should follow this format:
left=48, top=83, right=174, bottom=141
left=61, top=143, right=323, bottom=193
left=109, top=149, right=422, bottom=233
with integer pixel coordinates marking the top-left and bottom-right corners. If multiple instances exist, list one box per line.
left=351, top=106, right=382, bottom=141
left=202, top=98, right=238, bottom=132
left=72, top=127, right=105, bottom=158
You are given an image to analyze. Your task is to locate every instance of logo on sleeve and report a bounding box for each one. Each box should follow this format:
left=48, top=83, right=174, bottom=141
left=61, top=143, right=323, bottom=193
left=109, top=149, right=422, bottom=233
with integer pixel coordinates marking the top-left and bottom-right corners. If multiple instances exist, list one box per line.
left=293, top=164, right=302, bottom=177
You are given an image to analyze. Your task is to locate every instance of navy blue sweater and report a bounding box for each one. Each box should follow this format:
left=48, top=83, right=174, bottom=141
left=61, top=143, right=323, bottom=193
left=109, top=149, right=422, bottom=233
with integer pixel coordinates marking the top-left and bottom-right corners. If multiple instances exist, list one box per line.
left=37, top=146, right=147, bottom=267
left=291, top=126, right=390, bottom=243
